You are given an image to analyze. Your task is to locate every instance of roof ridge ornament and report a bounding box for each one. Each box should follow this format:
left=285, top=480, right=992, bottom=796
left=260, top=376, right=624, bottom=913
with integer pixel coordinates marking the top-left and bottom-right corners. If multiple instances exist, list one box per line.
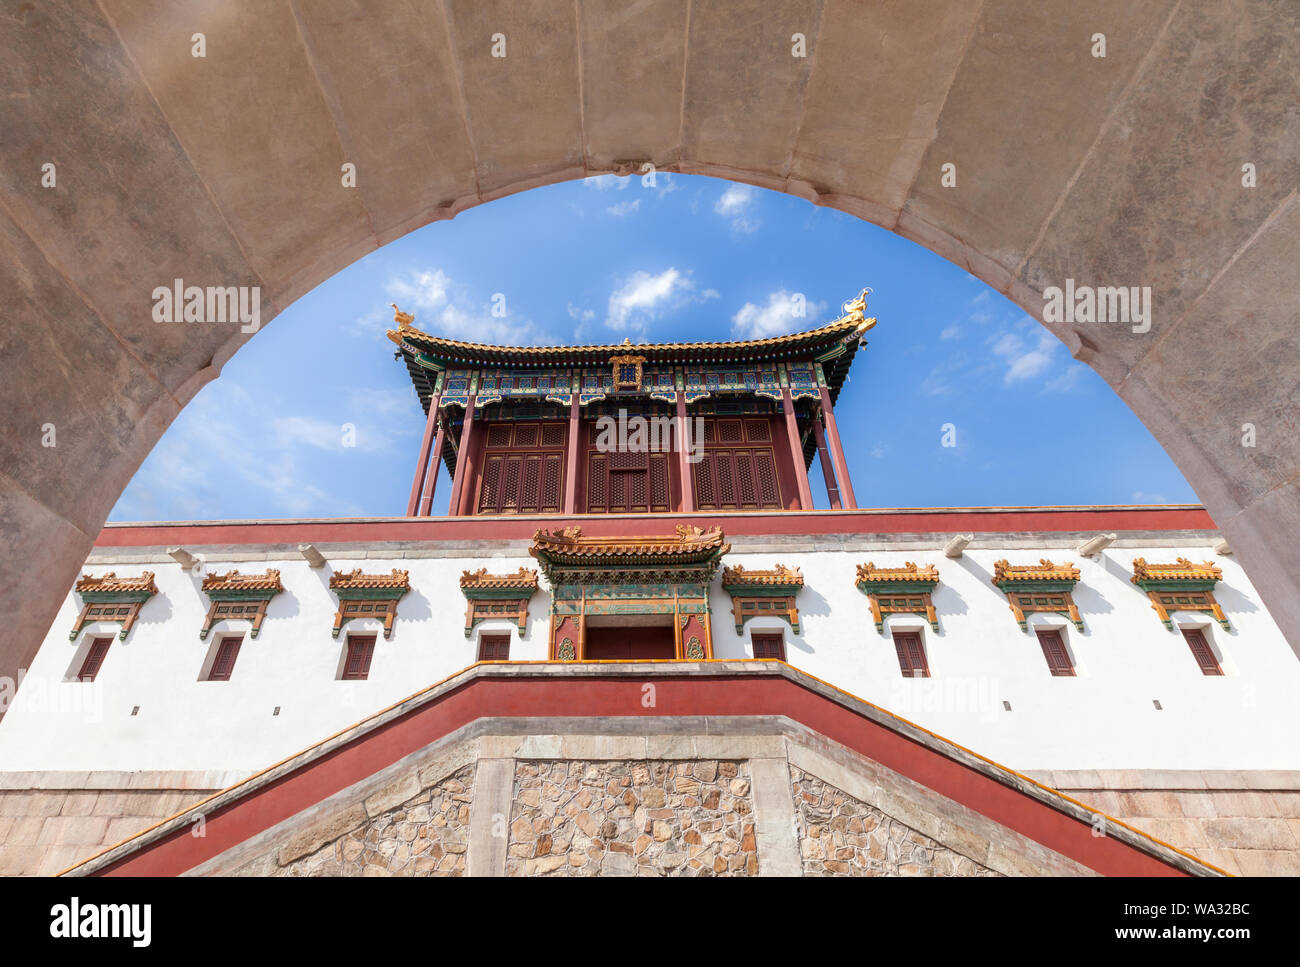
left=391, top=303, right=415, bottom=329
left=841, top=286, right=871, bottom=321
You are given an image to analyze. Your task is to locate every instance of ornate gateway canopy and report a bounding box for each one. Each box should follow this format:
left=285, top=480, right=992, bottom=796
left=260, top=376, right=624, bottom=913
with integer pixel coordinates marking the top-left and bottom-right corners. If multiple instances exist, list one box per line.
left=530, top=526, right=730, bottom=662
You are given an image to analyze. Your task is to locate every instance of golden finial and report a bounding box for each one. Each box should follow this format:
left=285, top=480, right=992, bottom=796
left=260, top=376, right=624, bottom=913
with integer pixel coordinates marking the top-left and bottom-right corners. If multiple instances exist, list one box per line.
left=391, top=303, right=415, bottom=328
left=841, top=287, right=871, bottom=321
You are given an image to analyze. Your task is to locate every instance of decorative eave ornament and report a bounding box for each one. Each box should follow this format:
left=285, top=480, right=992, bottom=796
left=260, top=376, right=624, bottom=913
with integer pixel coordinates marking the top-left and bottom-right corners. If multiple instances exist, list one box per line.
left=1131, top=558, right=1230, bottom=631
left=199, top=570, right=284, bottom=640
left=839, top=286, right=877, bottom=333
left=993, top=559, right=1084, bottom=632
left=390, top=303, right=415, bottom=330
left=855, top=562, right=940, bottom=633
left=530, top=525, right=730, bottom=585
left=721, top=564, right=805, bottom=634
left=328, top=569, right=411, bottom=639
left=459, top=567, right=539, bottom=638
left=70, top=572, right=158, bottom=641
left=609, top=347, right=647, bottom=392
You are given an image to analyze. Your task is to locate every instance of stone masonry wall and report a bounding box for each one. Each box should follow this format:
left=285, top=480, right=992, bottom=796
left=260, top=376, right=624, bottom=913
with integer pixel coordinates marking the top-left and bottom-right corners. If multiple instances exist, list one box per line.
left=1040, top=777, right=1300, bottom=877
left=0, top=785, right=221, bottom=876
left=790, top=765, right=998, bottom=876
left=274, top=764, right=474, bottom=876
left=506, top=760, right=758, bottom=876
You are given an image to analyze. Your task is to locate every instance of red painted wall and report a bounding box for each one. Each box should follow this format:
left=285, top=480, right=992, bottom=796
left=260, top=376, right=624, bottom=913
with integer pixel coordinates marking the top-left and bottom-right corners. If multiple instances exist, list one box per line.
left=84, top=669, right=1195, bottom=877
left=95, top=506, right=1216, bottom=550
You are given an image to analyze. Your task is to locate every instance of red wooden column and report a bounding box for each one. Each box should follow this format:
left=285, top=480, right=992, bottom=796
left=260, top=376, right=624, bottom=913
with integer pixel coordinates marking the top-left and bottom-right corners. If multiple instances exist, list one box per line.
left=811, top=413, right=842, bottom=510
left=818, top=386, right=856, bottom=509
left=780, top=388, right=814, bottom=511
left=417, top=411, right=447, bottom=516
left=563, top=394, right=581, bottom=514
left=447, top=395, right=478, bottom=517
left=676, top=391, right=695, bottom=512
left=405, top=395, right=442, bottom=516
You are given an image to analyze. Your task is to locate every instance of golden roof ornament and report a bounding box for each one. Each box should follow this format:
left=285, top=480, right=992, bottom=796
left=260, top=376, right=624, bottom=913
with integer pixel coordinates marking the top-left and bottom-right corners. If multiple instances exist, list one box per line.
left=391, top=303, right=415, bottom=329
left=835, top=286, right=877, bottom=335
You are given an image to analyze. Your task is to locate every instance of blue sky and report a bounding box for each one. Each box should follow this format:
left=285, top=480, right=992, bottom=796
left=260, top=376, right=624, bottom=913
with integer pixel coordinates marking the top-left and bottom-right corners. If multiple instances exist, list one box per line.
left=109, top=173, right=1197, bottom=522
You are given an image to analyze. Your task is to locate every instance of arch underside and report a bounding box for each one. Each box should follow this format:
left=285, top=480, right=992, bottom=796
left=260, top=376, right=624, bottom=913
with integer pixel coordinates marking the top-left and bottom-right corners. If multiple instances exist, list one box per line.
left=1, top=0, right=1296, bottom=684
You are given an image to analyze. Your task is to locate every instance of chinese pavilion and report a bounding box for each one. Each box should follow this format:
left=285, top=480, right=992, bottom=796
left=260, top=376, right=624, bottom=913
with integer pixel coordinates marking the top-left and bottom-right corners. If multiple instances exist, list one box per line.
left=391, top=290, right=873, bottom=518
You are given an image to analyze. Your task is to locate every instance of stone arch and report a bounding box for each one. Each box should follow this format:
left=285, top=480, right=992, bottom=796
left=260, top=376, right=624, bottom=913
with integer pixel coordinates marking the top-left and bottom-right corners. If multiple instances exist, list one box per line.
left=1, top=0, right=1296, bottom=689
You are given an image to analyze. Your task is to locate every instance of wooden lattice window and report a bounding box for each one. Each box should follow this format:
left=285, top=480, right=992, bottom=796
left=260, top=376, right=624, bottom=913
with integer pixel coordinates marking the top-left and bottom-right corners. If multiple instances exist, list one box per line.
left=585, top=424, right=671, bottom=513
left=78, top=637, right=113, bottom=682
left=478, top=634, right=511, bottom=661
left=208, top=635, right=243, bottom=681
left=477, top=422, right=564, bottom=514
left=1182, top=627, right=1223, bottom=676
left=752, top=633, right=785, bottom=660
left=1036, top=628, right=1075, bottom=677
left=540, top=423, right=566, bottom=447
left=342, top=634, right=376, bottom=680
left=691, top=416, right=782, bottom=510
left=893, top=631, right=930, bottom=678
left=694, top=449, right=781, bottom=510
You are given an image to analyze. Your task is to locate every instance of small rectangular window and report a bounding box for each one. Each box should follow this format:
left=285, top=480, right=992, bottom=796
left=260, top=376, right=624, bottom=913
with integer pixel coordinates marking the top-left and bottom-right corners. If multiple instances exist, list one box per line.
left=343, top=634, right=376, bottom=680
left=893, top=631, right=930, bottom=678
left=208, top=635, right=244, bottom=681
left=752, top=633, right=785, bottom=660
left=1181, top=627, right=1223, bottom=676
left=78, top=637, right=113, bottom=682
left=1036, top=628, right=1075, bottom=677
left=478, top=634, right=511, bottom=661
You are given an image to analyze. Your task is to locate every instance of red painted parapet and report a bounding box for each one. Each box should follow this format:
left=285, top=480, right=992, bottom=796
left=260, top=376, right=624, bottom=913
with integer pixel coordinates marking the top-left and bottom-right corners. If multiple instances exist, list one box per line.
left=65, top=663, right=1212, bottom=877
left=94, top=505, right=1216, bottom=550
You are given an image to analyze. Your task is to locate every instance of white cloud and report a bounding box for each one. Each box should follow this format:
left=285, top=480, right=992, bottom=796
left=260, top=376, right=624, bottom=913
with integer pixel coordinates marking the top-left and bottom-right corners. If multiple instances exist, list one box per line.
left=584, top=174, right=631, bottom=191
left=380, top=269, right=557, bottom=346
left=386, top=269, right=450, bottom=311
left=112, top=383, right=369, bottom=521
left=1044, top=362, right=1087, bottom=393
left=730, top=290, right=825, bottom=340
left=993, top=329, right=1059, bottom=384
left=272, top=416, right=355, bottom=452
left=1131, top=490, right=1171, bottom=504
left=714, top=184, right=759, bottom=233
left=606, top=268, right=695, bottom=335
left=940, top=324, right=962, bottom=340
left=567, top=302, right=595, bottom=322
left=920, top=358, right=963, bottom=397
left=607, top=199, right=640, bottom=217
left=346, top=386, right=413, bottom=419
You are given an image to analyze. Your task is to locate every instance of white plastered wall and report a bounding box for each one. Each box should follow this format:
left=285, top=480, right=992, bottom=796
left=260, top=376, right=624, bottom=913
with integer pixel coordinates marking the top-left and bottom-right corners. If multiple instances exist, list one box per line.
left=1, top=539, right=1297, bottom=774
